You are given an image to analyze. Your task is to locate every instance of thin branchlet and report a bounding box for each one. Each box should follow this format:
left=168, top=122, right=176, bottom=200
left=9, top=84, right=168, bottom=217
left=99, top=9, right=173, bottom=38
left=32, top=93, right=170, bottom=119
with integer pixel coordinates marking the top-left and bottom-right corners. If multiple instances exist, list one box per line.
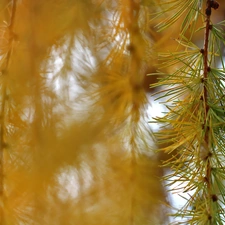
left=203, top=1, right=220, bottom=222
left=151, top=0, right=225, bottom=223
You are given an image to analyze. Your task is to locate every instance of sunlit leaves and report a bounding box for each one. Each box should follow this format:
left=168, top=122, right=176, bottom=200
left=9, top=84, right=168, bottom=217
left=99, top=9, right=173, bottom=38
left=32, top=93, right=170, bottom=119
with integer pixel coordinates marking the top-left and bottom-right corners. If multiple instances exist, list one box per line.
left=153, top=0, right=201, bottom=36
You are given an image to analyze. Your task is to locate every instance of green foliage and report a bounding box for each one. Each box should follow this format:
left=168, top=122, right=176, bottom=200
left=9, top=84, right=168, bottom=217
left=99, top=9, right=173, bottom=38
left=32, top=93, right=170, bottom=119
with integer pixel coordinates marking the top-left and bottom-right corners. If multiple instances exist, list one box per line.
left=151, top=0, right=225, bottom=224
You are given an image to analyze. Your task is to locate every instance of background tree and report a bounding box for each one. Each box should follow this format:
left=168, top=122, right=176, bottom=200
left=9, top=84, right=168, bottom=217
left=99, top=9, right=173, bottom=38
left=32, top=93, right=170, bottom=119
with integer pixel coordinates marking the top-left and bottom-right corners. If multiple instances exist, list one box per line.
left=0, top=0, right=225, bottom=224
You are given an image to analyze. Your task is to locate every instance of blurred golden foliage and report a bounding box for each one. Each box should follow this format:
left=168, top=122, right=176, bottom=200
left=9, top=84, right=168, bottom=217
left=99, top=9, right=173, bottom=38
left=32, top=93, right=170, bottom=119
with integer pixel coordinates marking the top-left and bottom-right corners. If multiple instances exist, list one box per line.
left=1, top=0, right=225, bottom=224
left=0, top=0, right=168, bottom=224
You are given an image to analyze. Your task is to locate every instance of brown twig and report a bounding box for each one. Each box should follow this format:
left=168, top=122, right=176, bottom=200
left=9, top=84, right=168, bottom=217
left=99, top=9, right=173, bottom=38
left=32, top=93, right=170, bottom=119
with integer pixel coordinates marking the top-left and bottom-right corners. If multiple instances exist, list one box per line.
left=202, top=0, right=219, bottom=222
